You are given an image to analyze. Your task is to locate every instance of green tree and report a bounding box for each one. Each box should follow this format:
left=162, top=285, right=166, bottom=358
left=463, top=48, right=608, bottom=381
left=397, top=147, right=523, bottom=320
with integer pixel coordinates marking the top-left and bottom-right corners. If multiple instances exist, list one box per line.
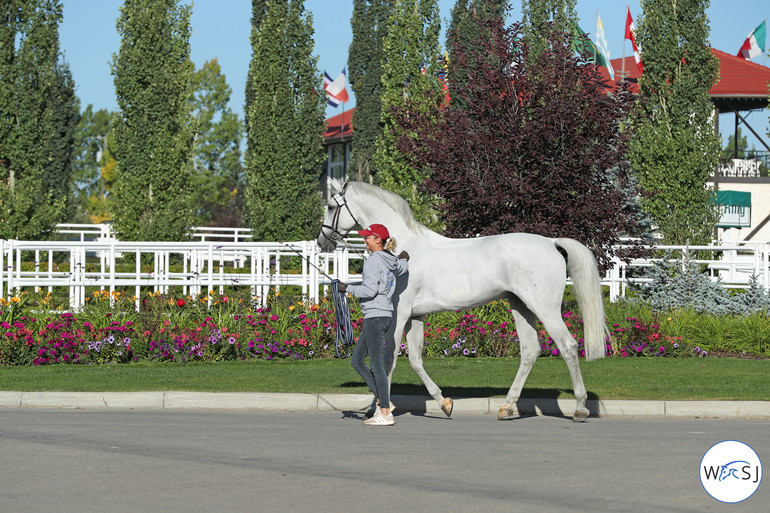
left=348, top=0, right=393, bottom=182
left=373, top=0, right=443, bottom=228
left=110, top=0, right=195, bottom=241
left=629, top=0, right=721, bottom=245
left=244, top=0, right=326, bottom=241
left=719, top=127, right=750, bottom=160
left=244, top=0, right=267, bottom=172
left=190, top=59, right=244, bottom=227
left=0, top=0, right=77, bottom=239
left=521, top=0, right=577, bottom=59
left=71, top=104, right=111, bottom=223
left=447, top=0, right=507, bottom=111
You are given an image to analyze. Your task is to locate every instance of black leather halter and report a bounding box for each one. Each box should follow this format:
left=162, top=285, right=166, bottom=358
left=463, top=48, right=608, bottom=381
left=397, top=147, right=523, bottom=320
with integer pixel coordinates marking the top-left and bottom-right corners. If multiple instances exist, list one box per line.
left=320, top=183, right=361, bottom=246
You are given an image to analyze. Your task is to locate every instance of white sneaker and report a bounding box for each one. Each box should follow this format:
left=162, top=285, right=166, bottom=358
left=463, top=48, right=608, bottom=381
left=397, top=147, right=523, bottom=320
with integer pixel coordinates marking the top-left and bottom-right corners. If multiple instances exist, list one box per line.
left=363, top=411, right=395, bottom=426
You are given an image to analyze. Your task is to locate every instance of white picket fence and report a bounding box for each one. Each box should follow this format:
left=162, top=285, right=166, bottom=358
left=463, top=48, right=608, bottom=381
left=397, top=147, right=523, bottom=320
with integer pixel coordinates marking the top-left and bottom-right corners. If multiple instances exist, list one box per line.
left=2, top=234, right=769, bottom=310
left=0, top=239, right=365, bottom=310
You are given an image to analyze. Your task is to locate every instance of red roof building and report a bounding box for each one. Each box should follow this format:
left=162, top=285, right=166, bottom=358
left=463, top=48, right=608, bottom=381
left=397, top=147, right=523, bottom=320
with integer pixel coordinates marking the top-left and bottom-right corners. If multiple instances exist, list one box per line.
left=598, top=48, right=770, bottom=151
left=322, top=107, right=355, bottom=185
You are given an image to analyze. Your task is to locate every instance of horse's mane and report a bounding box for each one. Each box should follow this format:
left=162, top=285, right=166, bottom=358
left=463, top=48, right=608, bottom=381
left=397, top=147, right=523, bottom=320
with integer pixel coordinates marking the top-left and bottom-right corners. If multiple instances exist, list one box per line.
left=349, top=181, right=429, bottom=234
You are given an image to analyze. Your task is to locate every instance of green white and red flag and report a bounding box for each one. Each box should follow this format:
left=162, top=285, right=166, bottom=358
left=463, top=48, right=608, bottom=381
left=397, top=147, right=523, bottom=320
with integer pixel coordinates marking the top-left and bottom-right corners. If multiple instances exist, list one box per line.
left=737, top=20, right=766, bottom=60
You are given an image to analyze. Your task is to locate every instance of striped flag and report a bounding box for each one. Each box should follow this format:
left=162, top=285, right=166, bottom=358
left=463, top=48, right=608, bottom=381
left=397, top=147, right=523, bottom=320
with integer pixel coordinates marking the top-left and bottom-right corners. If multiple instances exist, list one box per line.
left=323, top=68, right=349, bottom=108
left=625, top=6, right=643, bottom=73
left=737, top=20, right=766, bottom=60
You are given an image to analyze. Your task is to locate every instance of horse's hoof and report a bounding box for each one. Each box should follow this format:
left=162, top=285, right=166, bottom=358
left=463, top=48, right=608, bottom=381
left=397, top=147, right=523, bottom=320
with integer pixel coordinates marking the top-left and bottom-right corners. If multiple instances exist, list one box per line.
left=572, top=408, right=590, bottom=422
left=441, top=398, right=453, bottom=417
left=497, top=404, right=515, bottom=420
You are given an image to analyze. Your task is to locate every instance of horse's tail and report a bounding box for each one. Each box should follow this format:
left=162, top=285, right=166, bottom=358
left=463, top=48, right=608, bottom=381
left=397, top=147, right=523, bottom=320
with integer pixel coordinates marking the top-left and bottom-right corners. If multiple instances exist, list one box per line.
left=553, top=238, right=608, bottom=361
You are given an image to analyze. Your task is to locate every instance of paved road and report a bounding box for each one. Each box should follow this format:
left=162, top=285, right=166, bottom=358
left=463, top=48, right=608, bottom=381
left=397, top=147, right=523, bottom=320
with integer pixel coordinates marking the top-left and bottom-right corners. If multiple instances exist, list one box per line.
left=1, top=409, right=767, bottom=513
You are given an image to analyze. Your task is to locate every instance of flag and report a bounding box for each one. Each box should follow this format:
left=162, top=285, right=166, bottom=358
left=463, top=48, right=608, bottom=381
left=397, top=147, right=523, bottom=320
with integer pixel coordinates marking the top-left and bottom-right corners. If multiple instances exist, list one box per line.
left=625, top=6, right=643, bottom=73
left=323, top=68, right=349, bottom=108
left=595, top=11, right=614, bottom=79
left=573, top=23, right=613, bottom=78
left=737, top=20, right=766, bottom=60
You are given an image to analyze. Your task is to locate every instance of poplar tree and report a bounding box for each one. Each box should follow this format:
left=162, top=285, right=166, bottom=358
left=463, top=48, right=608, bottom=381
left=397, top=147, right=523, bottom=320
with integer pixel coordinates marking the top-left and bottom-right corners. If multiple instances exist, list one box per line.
left=244, top=0, right=326, bottom=241
left=447, top=0, right=507, bottom=111
left=629, top=0, right=720, bottom=245
left=111, top=0, right=195, bottom=241
left=0, top=0, right=77, bottom=239
left=373, top=0, right=443, bottom=228
left=521, top=0, right=578, bottom=58
left=244, top=0, right=267, bottom=170
left=348, top=0, right=392, bottom=182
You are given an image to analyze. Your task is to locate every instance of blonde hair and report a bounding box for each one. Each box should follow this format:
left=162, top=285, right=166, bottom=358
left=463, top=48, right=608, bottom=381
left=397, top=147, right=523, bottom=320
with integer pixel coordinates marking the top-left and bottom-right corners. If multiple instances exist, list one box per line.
left=384, top=237, right=397, bottom=252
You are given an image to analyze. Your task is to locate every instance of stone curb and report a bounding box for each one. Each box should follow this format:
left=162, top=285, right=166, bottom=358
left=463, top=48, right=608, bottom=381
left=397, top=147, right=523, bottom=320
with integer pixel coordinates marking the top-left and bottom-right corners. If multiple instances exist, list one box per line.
left=1, top=391, right=769, bottom=419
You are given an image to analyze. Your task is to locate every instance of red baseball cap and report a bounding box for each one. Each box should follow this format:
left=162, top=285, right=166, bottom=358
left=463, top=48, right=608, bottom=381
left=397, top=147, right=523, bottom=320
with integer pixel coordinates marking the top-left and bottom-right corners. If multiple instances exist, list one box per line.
left=358, top=223, right=390, bottom=240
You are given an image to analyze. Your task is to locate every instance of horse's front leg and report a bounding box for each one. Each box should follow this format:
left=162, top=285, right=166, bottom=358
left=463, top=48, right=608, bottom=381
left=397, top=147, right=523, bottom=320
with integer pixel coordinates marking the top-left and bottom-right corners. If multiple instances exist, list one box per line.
left=406, top=316, right=453, bottom=417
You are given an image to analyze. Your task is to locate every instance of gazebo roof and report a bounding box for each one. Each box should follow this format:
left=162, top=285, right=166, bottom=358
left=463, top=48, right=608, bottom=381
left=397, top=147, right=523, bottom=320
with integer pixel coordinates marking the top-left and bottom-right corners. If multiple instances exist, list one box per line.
left=599, top=48, right=770, bottom=112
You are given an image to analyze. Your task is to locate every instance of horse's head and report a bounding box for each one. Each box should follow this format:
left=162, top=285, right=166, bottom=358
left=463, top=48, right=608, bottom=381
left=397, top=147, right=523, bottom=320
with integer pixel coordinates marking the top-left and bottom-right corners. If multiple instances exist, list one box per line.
left=317, top=179, right=361, bottom=252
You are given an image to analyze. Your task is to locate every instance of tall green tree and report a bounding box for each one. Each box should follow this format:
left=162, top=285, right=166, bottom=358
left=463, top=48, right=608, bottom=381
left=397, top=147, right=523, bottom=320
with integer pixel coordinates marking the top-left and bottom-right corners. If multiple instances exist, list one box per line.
left=244, top=0, right=267, bottom=172
left=629, top=0, right=720, bottom=245
left=521, top=0, right=577, bottom=59
left=190, top=59, right=244, bottom=227
left=447, top=0, right=507, bottom=111
left=110, top=0, right=195, bottom=241
left=0, top=0, right=77, bottom=239
left=373, top=0, right=443, bottom=228
left=244, top=0, right=326, bottom=241
left=348, top=0, right=393, bottom=182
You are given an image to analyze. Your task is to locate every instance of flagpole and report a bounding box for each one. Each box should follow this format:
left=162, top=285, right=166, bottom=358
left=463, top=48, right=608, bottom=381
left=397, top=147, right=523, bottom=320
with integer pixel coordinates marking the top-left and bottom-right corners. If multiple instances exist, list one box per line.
left=341, top=101, right=346, bottom=180
left=621, top=4, right=627, bottom=83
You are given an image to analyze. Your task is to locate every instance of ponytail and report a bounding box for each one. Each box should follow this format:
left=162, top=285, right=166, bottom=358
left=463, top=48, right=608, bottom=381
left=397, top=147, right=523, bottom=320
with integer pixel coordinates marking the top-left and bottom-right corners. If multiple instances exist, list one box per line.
left=384, top=237, right=397, bottom=252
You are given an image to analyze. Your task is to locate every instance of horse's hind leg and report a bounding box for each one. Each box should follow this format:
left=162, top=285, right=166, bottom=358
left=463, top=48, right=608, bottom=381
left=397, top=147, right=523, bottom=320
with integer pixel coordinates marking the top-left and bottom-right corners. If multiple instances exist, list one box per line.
left=498, top=300, right=539, bottom=420
left=539, top=313, right=590, bottom=422
left=406, top=317, right=453, bottom=416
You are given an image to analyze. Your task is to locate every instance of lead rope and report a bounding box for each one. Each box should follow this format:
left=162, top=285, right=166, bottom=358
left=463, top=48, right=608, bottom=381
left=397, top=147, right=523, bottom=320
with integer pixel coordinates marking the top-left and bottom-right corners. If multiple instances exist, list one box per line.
left=331, top=279, right=355, bottom=358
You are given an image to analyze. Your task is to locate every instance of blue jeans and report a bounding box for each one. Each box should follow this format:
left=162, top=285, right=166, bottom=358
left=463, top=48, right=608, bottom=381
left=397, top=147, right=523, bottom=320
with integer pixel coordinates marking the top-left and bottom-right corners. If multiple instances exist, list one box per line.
left=351, top=316, right=392, bottom=408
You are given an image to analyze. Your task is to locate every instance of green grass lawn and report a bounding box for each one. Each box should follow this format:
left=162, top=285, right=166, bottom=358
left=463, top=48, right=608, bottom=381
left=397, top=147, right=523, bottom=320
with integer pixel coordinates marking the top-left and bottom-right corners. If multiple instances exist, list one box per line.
left=1, top=357, right=768, bottom=401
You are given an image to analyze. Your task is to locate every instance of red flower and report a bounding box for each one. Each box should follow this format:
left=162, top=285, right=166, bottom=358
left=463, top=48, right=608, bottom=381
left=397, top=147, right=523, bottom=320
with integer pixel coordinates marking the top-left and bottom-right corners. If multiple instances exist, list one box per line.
left=177, top=299, right=186, bottom=307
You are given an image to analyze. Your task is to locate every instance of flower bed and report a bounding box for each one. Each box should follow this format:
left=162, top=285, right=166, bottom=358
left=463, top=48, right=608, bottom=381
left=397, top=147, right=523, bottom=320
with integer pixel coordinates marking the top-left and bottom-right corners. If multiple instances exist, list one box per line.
left=0, top=290, right=714, bottom=366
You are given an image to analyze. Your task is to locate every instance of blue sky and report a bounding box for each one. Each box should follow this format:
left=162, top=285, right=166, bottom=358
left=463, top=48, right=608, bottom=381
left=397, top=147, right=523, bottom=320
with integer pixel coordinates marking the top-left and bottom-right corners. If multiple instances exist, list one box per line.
left=59, top=0, right=769, bottom=146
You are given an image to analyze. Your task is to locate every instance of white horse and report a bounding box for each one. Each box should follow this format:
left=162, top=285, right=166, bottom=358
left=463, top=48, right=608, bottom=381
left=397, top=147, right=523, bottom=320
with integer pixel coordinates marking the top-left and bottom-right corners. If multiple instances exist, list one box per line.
left=317, top=180, right=608, bottom=421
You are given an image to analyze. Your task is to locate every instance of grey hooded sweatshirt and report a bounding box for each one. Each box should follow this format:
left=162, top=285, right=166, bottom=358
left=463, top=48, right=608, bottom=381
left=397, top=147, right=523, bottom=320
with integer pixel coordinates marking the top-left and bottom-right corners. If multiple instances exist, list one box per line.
left=346, top=250, right=408, bottom=319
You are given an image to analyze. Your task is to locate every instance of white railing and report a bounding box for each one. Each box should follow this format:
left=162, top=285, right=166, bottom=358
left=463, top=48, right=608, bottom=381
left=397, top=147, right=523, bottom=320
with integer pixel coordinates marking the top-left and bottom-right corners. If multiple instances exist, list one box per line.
left=603, top=242, right=770, bottom=301
left=0, top=239, right=366, bottom=310
left=3, top=238, right=770, bottom=310
left=55, top=223, right=255, bottom=243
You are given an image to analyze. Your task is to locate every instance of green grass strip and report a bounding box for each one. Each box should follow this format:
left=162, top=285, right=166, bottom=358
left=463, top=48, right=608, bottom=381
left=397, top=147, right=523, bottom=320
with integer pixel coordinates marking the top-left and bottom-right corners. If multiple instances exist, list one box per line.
left=2, top=357, right=769, bottom=401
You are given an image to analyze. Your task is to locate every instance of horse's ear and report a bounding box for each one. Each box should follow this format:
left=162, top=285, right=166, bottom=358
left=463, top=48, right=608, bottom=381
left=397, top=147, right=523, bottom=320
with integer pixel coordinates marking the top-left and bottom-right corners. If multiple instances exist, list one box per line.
left=327, top=177, right=344, bottom=195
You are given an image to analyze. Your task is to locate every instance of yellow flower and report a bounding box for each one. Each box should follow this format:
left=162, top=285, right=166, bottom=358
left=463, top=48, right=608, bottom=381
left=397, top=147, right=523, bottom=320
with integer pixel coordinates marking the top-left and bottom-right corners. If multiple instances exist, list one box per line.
left=289, top=305, right=295, bottom=311
left=11, top=296, right=21, bottom=303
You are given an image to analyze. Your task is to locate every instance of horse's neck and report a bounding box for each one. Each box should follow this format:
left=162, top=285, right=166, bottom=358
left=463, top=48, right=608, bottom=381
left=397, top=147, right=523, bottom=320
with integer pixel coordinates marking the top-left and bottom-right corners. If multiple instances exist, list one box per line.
left=351, top=189, right=422, bottom=246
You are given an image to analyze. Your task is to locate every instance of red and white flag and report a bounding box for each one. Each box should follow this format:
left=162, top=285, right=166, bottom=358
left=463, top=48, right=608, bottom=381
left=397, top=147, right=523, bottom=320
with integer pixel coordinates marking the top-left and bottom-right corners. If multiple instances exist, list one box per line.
left=625, top=6, right=644, bottom=73
left=323, top=68, right=350, bottom=108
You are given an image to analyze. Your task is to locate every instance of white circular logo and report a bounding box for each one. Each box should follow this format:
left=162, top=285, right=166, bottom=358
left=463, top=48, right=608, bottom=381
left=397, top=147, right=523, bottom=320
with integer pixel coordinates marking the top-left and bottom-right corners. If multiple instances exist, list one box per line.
left=700, top=440, right=762, bottom=503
